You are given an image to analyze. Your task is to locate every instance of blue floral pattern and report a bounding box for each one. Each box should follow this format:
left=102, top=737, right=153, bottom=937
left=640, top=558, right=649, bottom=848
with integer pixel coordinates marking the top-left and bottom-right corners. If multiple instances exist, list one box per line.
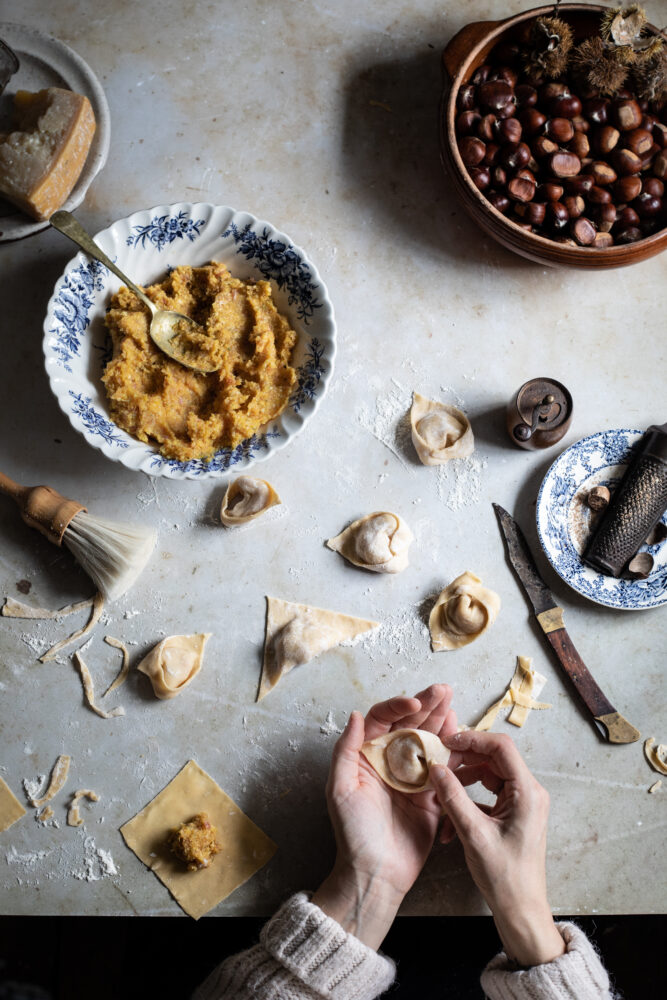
left=536, top=429, right=667, bottom=609
left=149, top=431, right=280, bottom=475
left=68, top=391, right=128, bottom=448
left=290, top=338, right=326, bottom=413
left=126, top=211, right=205, bottom=250
left=222, top=221, right=322, bottom=322
left=49, top=260, right=106, bottom=372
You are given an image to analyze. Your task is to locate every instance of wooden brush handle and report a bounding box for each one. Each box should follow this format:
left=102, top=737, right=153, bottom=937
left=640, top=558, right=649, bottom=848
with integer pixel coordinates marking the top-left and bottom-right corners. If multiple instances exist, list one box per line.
left=0, top=471, right=85, bottom=545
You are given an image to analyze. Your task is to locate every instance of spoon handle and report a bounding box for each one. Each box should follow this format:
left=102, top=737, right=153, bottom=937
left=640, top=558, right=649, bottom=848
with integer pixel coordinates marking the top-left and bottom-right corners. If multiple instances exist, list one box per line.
left=50, top=210, right=155, bottom=313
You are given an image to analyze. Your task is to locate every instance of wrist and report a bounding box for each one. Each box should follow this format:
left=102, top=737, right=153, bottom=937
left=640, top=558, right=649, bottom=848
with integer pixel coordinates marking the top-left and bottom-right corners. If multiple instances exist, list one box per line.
left=492, top=897, right=565, bottom=967
left=311, top=863, right=404, bottom=950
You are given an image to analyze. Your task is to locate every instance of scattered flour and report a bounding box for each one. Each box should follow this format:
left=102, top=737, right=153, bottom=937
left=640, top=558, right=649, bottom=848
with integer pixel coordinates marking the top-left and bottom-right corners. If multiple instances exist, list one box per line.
left=319, top=710, right=343, bottom=736
left=22, top=774, right=45, bottom=803
left=436, top=453, right=488, bottom=511
left=356, top=379, right=413, bottom=468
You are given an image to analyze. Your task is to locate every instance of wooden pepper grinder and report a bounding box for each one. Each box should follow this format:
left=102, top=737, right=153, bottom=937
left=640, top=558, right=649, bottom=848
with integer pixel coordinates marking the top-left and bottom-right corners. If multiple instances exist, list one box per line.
left=506, top=378, right=573, bottom=450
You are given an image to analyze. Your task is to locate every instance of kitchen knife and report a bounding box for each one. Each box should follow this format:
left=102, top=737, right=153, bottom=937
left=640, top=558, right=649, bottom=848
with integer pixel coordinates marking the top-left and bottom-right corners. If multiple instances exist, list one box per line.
left=493, top=503, right=640, bottom=744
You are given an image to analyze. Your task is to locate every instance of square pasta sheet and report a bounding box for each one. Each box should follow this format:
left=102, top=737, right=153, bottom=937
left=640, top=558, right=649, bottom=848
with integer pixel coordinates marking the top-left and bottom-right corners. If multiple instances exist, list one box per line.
left=120, top=760, right=277, bottom=919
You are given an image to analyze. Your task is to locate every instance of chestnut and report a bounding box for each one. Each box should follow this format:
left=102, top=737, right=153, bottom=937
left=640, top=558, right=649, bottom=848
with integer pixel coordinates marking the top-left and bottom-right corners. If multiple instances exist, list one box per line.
left=472, top=65, right=491, bottom=85
left=492, top=165, right=507, bottom=187
left=564, top=194, right=585, bottom=219
left=593, top=231, right=614, bottom=248
left=590, top=161, right=617, bottom=186
left=571, top=217, right=597, bottom=245
left=653, top=151, right=667, bottom=180
left=615, top=226, right=642, bottom=243
left=546, top=117, right=575, bottom=143
left=478, top=80, right=514, bottom=111
left=548, top=151, right=582, bottom=177
left=546, top=201, right=569, bottom=229
left=514, top=201, right=546, bottom=225
left=592, top=125, right=620, bottom=155
left=457, top=85, right=477, bottom=112
left=548, top=93, right=582, bottom=119
left=456, top=111, right=482, bottom=136
left=614, top=205, right=640, bottom=230
left=458, top=136, right=486, bottom=167
left=515, top=84, right=538, bottom=108
left=569, top=131, right=590, bottom=159
left=532, top=136, right=559, bottom=159
left=483, top=142, right=500, bottom=166
left=495, top=117, right=522, bottom=144
left=500, top=141, right=531, bottom=170
left=494, top=66, right=519, bottom=88
left=613, top=175, right=642, bottom=202
left=652, top=123, right=667, bottom=149
left=496, top=102, right=517, bottom=120
left=613, top=98, right=642, bottom=132
left=571, top=115, right=590, bottom=134
left=477, top=114, right=497, bottom=141
left=643, top=177, right=665, bottom=198
left=536, top=182, right=564, bottom=202
left=633, top=193, right=663, bottom=218
left=611, top=148, right=642, bottom=175
left=584, top=98, right=609, bottom=124
left=624, top=128, right=654, bottom=156
left=487, top=191, right=510, bottom=214
left=565, top=173, right=594, bottom=194
left=469, top=166, right=491, bottom=191
left=588, top=185, right=613, bottom=204
left=507, top=175, right=536, bottom=202
left=518, top=108, right=547, bottom=135
left=593, top=202, right=617, bottom=233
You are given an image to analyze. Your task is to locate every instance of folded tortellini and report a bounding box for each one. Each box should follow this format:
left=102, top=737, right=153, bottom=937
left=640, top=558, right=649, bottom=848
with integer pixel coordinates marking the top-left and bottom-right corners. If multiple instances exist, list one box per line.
left=220, top=476, right=281, bottom=526
left=326, top=512, right=413, bottom=574
left=138, top=633, right=211, bottom=699
left=429, top=571, right=500, bottom=651
left=410, top=392, right=474, bottom=465
left=258, top=597, right=378, bottom=700
left=361, top=728, right=451, bottom=793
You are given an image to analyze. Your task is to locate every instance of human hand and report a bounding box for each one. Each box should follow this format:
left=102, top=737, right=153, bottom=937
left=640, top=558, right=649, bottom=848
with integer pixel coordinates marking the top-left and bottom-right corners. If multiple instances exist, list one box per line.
left=312, top=683, right=458, bottom=948
left=430, top=729, right=565, bottom=967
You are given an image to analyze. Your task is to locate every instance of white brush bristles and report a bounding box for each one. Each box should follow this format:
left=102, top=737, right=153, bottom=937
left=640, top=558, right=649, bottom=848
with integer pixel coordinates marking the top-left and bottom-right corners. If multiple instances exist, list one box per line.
left=63, top=511, right=156, bottom=602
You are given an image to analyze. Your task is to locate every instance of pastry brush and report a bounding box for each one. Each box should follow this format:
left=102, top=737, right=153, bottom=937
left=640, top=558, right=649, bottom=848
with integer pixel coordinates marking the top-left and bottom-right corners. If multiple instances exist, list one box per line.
left=0, top=471, right=156, bottom=601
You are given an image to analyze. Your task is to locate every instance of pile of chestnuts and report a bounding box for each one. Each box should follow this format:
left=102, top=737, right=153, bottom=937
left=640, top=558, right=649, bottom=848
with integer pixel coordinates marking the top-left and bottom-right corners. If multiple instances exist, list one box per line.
left=455, top=52, right=667, bottom=247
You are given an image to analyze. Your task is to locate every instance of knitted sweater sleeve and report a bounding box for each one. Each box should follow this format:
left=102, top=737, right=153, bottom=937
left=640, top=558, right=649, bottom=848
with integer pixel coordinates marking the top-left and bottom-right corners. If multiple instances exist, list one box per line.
left=191, top=892, right=396, bottom=1000
left=481, top=921, right=616, bottom=1000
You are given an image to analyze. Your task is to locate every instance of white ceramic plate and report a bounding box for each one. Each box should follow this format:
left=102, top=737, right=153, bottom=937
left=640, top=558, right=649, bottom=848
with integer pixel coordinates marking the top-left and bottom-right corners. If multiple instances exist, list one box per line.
left=43, top=203, right=336, bottom=479
left=536, top=429, right=667, bottom=610
left=0, top=22, right=110, bottom=241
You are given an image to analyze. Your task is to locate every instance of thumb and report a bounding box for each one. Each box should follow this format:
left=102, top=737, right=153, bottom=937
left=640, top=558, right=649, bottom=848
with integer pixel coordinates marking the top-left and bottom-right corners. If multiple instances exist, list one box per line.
left=429, top=764, right=483, bottom=842
left=329, top=711, right=365, bottom=796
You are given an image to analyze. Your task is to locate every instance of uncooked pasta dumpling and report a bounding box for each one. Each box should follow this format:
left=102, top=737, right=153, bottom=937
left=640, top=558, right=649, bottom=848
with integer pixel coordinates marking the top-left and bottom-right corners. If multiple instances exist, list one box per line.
left=361, top=728, right=451, bottom=793
left=220, top=476, right=280, bottom=526
left=410, top=392, right=474, bottom=466
left=429, top=571, right=500, bottom=651
left=326, top=512, right=413, bottom=574
left=138, top=633, right=211, bottom=699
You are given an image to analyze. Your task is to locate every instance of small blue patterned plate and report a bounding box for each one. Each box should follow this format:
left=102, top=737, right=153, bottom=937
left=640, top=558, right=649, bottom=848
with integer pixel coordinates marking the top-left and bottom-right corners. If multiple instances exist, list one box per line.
left=43, top=203, right=336, bottom=479
left=536, top=429, right=667, bottom=610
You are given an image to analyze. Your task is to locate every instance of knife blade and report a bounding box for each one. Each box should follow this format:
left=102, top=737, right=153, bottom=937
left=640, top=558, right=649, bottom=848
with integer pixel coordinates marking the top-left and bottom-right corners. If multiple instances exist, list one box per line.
left=493, top=503, right=640, bottom=744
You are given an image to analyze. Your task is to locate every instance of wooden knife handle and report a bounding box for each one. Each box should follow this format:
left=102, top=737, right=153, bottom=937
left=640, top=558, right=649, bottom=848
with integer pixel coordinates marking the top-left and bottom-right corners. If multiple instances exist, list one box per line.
left=544, top=626, right=640, bottom=744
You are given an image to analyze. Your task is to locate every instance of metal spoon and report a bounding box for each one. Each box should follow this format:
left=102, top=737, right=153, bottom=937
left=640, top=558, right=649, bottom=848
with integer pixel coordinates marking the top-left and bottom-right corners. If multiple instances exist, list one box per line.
left=50, top=210, right=221, bottom=374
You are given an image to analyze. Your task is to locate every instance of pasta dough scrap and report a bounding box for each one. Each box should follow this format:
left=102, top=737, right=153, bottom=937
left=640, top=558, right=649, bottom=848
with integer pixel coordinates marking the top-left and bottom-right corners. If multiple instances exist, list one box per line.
left=648, top=780, right=662, bottom=794
left=258, top=596, right=378, bottom=701
left=137, top=633, right=211, bottom=700
left=473, top=657, right=551, bottom=731
left=67, top=789, right=100, bottom=827
left=102, top=635, right=130, bottom=697
left=410, top=392, right=474, bottom=466
left=429, top=572, right=500, bottom=651
left=220, top=476, right=281, bottom=526
left=2, top=595, right=94, bottom=619
left=0, top=776, right=26, bottom=832
left=644, top=737, right=667, bottom=776
left=74, top=651, right=125, bottom=719
left=326, top=512, right=413, bottom=574
left=39, top=592, right=105, bottom=662
left=120, top=759, right=277, bottom=920
left=26, top=754, right=71, bottom=807
left=37, top=805, right=54, bottom=823
left=361, top=728, right=451, bottom=793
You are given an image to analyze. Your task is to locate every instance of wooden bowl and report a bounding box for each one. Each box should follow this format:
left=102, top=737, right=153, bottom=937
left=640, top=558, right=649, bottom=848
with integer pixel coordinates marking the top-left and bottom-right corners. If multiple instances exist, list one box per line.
left=439, top=3, right=667, bottom=268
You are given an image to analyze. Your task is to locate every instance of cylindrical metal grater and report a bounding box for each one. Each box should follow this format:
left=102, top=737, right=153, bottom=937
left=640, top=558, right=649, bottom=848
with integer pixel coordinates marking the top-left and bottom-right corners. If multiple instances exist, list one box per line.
left=584, top=422, right=667, bottom=577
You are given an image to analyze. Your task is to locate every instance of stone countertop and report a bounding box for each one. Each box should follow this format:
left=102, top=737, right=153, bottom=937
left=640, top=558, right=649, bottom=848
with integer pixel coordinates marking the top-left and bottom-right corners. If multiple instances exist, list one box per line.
left=0, top=0, right=665, bottom=917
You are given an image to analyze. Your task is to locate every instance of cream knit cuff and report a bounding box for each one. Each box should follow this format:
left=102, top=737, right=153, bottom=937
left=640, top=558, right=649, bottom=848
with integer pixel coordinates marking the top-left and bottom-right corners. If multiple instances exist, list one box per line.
left=481, top=921, right=614, bottom=1000
left=261, top=892, right=396, bottom=999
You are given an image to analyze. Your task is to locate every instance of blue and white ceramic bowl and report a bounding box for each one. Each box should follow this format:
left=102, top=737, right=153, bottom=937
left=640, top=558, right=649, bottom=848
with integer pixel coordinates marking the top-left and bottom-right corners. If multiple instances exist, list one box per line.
left=536, top=429, right=667, bottom=610
left=43, top=203, right=336, bottom=479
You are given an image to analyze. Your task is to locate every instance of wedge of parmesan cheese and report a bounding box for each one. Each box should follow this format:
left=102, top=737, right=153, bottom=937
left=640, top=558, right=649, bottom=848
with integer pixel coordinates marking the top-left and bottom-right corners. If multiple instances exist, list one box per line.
left=0, top=87, right=96, bottom=220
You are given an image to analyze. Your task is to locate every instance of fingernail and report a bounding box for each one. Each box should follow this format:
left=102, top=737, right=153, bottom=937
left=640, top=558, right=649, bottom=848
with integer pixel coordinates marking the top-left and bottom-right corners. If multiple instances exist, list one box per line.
left=444, top=732, right=464, bottom=745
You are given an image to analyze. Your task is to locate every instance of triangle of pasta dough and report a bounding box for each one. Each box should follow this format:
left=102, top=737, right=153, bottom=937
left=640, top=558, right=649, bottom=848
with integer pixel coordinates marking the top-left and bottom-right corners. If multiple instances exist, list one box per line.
left=258, top=596, right=379, bottom=701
